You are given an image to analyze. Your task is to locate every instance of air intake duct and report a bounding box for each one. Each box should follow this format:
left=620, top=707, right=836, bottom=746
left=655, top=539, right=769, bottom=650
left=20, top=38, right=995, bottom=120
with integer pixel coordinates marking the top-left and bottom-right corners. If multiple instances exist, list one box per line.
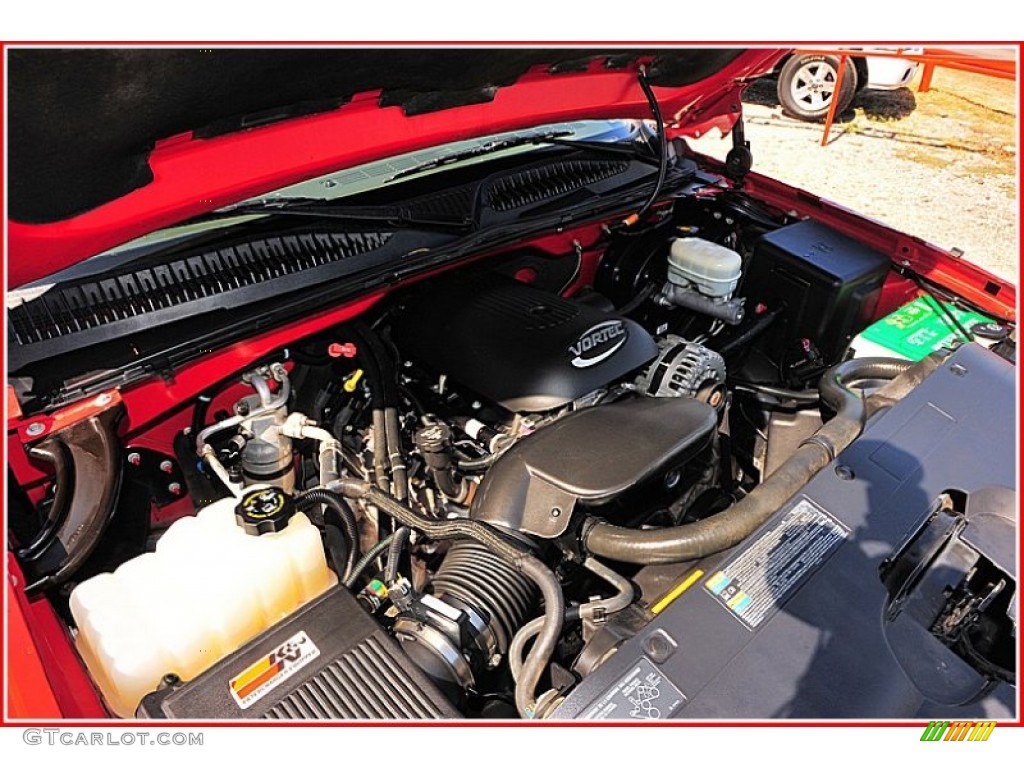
left=394, top=540, right=537, bottom=695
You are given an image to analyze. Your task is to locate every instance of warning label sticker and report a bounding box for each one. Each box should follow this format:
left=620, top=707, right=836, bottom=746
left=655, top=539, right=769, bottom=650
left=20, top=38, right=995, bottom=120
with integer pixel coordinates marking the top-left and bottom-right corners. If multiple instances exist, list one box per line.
left=580, top=658, right=686, bottom=720
left=704, top=497, right=848, bottom=630
left=229, top=630, right=320, bottom=710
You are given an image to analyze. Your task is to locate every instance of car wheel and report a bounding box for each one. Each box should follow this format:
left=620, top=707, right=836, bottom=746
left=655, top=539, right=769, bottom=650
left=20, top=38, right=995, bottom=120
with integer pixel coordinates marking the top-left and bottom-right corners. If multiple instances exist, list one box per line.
left=777, top=54, right=857, bottom=122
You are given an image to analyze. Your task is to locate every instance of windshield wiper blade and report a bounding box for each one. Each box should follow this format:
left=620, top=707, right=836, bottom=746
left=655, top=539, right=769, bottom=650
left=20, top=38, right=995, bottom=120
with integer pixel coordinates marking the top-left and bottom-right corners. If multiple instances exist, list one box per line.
left=198, top=199, right=473, bottom=230
left=386, top=130, right=652, bottom=183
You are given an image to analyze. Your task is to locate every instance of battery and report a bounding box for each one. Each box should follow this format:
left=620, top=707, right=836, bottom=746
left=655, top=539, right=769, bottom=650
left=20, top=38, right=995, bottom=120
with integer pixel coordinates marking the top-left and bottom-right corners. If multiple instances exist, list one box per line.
left=848, top=295, right=994, bottom=360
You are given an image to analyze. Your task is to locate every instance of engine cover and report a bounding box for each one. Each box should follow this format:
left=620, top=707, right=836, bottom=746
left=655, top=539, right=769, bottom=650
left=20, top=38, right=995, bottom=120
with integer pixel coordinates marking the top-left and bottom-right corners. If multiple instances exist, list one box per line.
left=472, top=397, right=718, bottom=539
left=391, top=273, right=658, bottom=412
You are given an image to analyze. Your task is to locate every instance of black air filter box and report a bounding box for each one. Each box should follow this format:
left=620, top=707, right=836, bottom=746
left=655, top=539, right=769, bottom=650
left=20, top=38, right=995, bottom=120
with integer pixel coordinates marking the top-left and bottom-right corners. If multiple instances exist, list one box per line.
left=742, top=220, right=891, bottom=365
left=138, top=586, right=458, bottom=719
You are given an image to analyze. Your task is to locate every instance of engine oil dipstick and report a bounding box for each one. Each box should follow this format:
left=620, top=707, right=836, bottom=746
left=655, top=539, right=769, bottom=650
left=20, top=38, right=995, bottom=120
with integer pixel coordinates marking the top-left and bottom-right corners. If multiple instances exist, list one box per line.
left=343, top=369, right=365, bottom=393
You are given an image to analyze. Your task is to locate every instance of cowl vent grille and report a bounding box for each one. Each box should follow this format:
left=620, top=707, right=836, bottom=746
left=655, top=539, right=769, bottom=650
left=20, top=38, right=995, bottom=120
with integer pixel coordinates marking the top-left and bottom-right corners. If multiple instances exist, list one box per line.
left=486, top=159, right=629, bottom=212
left=9, top=231, right=392, bottom=345
left=404, top=187, right=475, bottom=222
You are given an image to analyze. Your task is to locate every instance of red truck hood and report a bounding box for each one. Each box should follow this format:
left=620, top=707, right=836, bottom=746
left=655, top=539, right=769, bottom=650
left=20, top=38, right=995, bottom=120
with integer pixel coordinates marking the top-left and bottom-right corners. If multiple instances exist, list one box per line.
left=6, top=47, right=785, bottom=287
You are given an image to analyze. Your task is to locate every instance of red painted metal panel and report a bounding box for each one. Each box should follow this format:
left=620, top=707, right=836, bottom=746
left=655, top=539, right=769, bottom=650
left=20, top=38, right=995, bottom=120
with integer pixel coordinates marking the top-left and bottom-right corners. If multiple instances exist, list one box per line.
left=6, top=555, right=108, bottom=719
left=6, top=575, right=62, bottom=719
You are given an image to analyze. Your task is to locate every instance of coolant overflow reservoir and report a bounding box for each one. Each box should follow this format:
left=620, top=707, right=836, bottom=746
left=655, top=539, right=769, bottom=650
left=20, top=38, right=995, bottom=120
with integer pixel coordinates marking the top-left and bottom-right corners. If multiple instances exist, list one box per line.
left=668, top=238, right=742, bottom=297
left=69, top=492, right=335, bottom=718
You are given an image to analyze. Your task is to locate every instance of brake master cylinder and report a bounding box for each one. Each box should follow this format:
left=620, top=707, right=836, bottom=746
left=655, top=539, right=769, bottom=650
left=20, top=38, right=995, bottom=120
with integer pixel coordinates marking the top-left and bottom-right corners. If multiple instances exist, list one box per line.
left=656, top=237, right=745, bottom=324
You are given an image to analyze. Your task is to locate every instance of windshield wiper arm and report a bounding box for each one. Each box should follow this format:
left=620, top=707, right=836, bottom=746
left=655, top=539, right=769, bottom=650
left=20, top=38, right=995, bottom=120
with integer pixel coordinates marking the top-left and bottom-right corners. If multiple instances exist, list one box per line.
left=386, top=130, right=653, bottom=183
left=197, top=199, right=473, bottom=230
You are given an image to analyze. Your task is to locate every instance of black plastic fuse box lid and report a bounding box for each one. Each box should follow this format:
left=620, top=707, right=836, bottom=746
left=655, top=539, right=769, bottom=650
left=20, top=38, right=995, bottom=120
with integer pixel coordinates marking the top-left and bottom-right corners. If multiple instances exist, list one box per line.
left=742, top=219, right=893, bottom=366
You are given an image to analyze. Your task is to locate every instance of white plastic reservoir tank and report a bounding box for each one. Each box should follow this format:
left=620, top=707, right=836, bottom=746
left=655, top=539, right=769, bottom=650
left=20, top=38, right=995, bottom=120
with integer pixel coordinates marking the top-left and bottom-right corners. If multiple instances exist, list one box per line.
left=69, top=492, right=335, bottom=717
left=667, top=237, right=743, bottom=298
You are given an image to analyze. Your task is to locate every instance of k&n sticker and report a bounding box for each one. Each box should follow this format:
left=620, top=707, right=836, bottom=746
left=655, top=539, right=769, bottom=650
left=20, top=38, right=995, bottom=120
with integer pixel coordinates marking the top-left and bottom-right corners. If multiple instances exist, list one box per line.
left=229, top=630, right=320, bottom=709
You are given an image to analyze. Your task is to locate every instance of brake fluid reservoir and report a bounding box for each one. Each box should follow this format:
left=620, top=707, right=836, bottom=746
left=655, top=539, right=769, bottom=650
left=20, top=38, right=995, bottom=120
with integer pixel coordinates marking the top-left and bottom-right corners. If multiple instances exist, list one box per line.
left=667, top=238, right=742, bottom=297
left=69, top=488, right=335, bottom=718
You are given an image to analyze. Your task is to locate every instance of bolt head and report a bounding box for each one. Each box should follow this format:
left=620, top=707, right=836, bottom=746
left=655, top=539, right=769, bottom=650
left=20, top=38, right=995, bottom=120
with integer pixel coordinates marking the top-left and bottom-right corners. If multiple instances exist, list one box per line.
left=26, top=422, right=45, bottom=436
left=168, top=482, right=183, bottom=496
left=159, top=460, right=174, bottom=474
left=663, top=470, right=681, bottom=490
left=127, top=452, right=142, bottom=466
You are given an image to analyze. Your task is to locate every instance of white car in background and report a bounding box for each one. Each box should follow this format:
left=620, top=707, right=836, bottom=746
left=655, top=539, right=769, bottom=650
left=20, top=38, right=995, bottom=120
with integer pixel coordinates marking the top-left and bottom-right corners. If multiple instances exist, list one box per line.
left=775, top=48, right=922, bottom=121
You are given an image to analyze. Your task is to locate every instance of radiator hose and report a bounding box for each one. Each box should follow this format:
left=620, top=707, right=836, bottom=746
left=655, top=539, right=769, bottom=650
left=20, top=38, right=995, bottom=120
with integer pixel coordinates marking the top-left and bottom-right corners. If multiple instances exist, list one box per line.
left=582, top=356, right=938, bottom=564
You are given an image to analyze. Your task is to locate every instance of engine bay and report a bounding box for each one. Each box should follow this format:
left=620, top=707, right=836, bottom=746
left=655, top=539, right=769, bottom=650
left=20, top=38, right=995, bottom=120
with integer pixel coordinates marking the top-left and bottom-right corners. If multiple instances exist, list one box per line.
left=7, top=172, right=1018, bottom=720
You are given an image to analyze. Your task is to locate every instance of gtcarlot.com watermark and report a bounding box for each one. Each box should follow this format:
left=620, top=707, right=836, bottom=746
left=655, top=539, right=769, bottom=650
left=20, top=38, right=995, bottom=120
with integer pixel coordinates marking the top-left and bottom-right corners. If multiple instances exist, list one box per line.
left=23, top=729, right=203, bottom=747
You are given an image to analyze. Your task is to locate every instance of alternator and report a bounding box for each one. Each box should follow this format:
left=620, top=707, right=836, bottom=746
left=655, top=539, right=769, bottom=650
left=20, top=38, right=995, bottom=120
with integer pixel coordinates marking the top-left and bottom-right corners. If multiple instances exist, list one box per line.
left=637, top=335, right=727, bottom=408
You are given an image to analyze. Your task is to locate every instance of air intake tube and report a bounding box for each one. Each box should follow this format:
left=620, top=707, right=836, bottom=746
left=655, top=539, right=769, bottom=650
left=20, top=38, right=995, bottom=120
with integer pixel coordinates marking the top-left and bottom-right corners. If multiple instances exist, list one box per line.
left=582, top=356, right=938, bottom=564
left=430, top=540, right=537, bottom=655
left=392, top=540, right=538, bottom=698
left=326, top=480, right=562, bottom=720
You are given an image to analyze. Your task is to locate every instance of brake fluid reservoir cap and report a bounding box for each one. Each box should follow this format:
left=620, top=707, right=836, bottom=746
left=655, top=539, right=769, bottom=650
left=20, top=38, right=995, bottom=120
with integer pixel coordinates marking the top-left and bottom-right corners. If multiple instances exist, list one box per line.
left=235, top=487, right=295, bottom=536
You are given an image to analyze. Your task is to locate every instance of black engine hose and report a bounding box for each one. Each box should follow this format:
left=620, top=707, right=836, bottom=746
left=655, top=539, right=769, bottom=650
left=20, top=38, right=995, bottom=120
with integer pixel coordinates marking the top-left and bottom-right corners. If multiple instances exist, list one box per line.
left=348, top=323, right=388, bottom=409
left=349, top=322, right=408, bottom=499
left=327, top=481, right=564, bottom=720
left=629, top=66, right=668, bottom=225
left=344, top=532, right=397, bottom=589
left=384, top=526, right=411, bottom=584
left=714, top=307, right=782, bottom=358
left=296, top=488, right=361, bottom=582
left=454, top=449, right=504, bottom=472
left=732, top=381, right=821, bottom=404
left=384, top=406, right=408, bottom=502
left=583, top=356, right=930, bottom=565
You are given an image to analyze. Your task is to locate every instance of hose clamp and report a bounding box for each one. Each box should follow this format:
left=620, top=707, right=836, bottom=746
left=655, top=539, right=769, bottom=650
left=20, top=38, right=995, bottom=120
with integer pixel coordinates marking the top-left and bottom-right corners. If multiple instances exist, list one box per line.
left=799, top=434, right=837, bottom=462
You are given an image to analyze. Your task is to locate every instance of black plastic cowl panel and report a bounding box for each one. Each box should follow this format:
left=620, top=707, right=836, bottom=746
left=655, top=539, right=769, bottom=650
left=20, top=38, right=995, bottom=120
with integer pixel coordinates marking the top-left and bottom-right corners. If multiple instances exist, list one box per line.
left=471, top=397, right=718, bottom=539
left=8, top=229, right=402, bottom=371
left=391, top=273, right=658, bottom=412
left=485, top=159, right=629, bottom=212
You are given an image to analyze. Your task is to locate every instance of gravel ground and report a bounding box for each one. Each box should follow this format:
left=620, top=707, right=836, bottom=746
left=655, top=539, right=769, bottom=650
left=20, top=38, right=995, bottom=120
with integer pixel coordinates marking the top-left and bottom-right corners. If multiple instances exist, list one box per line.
left=688, top=66, right=1018, bottom=286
